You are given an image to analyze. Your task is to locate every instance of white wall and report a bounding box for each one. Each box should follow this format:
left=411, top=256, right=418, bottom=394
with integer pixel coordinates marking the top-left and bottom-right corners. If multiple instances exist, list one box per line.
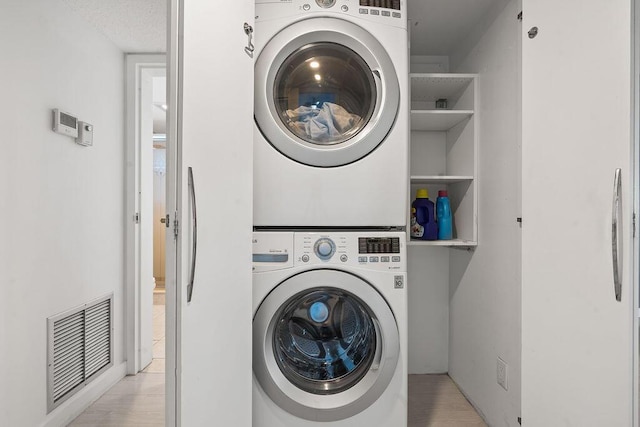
left=447, top=1, right=522, bottom=426
left=407, top=246, right=450, bottom=373
left=0, top=1, right=126, bottom=425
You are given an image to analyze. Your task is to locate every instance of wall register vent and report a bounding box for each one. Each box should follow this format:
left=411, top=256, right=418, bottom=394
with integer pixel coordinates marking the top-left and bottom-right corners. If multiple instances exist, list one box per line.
left=47, top=293, right=113, bottom=413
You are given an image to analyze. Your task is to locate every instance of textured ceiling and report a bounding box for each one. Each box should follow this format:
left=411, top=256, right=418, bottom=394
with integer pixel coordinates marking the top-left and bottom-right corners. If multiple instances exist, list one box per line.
left=61, top=0, right=167, bottom=53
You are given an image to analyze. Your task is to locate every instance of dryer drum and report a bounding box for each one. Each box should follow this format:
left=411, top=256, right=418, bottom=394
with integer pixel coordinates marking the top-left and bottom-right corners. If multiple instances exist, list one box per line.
left=273, top=287, right=377, bottom=395
left=274, top=43, right=377, bottom=146
left=254, top=18, right=400, bottom=167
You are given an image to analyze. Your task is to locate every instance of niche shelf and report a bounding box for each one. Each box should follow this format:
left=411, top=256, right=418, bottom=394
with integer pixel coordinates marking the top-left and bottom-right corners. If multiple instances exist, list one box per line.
left=409, top=73, right=478, bottom=247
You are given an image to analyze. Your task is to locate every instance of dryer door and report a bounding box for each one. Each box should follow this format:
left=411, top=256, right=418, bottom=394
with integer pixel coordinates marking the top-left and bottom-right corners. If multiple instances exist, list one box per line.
left=253, top=269, right=400, bottom=421
left=254, top=17, right=399, bottom=167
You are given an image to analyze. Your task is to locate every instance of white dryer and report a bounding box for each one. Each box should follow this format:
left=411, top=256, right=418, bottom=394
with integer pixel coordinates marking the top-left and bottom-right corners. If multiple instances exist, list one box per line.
left=253, top=0, right=408, bottom=227
left=252, top=231, right=407, bottom=426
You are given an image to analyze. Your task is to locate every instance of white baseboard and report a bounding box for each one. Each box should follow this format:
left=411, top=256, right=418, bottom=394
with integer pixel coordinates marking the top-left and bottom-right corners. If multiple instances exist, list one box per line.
left=40, top=362, right=127, bottom=427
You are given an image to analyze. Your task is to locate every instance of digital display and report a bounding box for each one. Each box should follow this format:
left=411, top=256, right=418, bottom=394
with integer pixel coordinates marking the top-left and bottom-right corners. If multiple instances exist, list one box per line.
left=359, top=0, right=401, bottom=10
left=358, top=237, right=400, bottom=254
left=60, top=112, right=77, bottom=129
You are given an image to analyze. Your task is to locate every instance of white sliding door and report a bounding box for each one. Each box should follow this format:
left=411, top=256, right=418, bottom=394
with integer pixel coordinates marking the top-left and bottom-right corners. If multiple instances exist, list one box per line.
left=166, top=0, right=254, bottom=425
left=522, top=1, right=635, bottom=425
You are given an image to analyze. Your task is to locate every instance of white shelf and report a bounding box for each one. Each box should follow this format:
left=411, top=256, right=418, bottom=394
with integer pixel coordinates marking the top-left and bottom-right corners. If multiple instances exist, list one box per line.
left=410, top=73, right=476, bottom=103
left=411, top=110, right=474, bottom=131
left=408, top=239, right=478, bottom=247
left=410, top=175, right=474, bottom=184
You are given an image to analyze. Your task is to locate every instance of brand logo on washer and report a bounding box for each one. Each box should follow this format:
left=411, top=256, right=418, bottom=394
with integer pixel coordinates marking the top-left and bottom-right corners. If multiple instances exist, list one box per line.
left=394, top=275, right=404, bottom=289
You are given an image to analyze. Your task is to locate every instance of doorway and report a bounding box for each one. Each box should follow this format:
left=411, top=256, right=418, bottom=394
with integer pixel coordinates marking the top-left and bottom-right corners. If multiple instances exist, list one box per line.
left=124, top=55, right=167, bottom=376
left=150, top=75, right=167, bottom=374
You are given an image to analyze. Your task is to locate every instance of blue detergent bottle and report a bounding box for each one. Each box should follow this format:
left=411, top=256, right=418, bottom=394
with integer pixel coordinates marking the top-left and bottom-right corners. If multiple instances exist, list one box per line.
left=436, top=190, right=453, bottom=240
left=410, top=189, right=438, bottom=240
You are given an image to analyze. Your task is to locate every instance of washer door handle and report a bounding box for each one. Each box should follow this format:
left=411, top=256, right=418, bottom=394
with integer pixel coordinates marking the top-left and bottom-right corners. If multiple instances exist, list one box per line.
left=187, top=166, right=198, bottom=303
left=370, top=318, right=383, bottom=371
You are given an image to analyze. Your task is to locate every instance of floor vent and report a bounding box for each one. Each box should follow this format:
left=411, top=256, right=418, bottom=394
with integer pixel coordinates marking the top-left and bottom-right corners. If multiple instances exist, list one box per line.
left=47, top=293, right=113, bottom=413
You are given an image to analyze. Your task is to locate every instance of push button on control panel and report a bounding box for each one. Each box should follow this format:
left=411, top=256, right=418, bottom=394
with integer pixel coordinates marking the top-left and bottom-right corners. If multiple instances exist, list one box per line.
left=340, top=254, right=348, bottom=262
left=301, top=254, right=310, bottom=262
left=381, top=256, right=390, bottom=262
left=392, top=256, right=401, bottom=262
left=358, top=256, right=368, bottom=263
left=369, top=256, right=379, bottom=263
left=302, top=3, right=311, bottom=11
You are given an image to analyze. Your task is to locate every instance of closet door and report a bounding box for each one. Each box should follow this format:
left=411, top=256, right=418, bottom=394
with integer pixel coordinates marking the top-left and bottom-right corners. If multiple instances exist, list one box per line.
left=166, top=0, right=254, bottom=425
left=521, top=1, right=634, bottom=425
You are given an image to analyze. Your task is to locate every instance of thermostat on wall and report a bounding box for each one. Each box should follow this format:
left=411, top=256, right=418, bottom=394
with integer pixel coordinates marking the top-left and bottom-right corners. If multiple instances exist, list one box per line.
left=76, top=122, right=93, bottom=146
left=52, top=109, right=79, bottom=138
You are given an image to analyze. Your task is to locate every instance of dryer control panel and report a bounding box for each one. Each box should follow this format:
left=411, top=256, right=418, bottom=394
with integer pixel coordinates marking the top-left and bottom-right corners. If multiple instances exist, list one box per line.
left=255, top=0, right=406, bottom=30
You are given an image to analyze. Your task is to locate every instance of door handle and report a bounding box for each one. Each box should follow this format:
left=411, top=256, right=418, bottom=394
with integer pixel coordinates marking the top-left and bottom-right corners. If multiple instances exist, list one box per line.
left=611, top=168, right=622, bottom=302
left=187, top=167, right=197, bottom=303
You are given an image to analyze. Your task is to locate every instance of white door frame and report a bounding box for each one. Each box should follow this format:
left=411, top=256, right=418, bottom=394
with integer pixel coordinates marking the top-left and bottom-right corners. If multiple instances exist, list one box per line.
left=125, top=54, right=167, bottom=375
left=166, top=1, right=179, bottom=423
left=634, top=1, right=640, bottom=424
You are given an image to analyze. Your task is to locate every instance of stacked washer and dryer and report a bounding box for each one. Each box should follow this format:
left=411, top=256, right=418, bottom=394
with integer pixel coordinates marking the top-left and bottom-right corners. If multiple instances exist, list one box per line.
left=252, top=0, right=409, bottom=425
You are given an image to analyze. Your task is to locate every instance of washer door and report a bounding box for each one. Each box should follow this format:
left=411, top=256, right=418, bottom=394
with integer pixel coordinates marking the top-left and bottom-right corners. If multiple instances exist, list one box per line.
left=255, top=18, right=400, bottom=167
left=253, top=269, right=400, bottom=421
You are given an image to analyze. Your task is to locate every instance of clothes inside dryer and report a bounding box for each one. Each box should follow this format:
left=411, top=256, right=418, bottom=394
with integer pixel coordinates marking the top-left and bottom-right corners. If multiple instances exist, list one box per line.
left=285, top=103, right=361, bottom=143
left=273, top=287, right=377, bottom=395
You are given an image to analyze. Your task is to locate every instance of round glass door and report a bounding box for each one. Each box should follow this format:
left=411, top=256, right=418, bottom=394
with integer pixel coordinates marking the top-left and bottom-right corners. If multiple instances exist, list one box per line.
left=253, top=269, right=400, bottom=421
left=274, top=43, right=376, bottom=146
left=254, top=18, right=399, bottom=167
left=273, top=287, right=377, bottom=395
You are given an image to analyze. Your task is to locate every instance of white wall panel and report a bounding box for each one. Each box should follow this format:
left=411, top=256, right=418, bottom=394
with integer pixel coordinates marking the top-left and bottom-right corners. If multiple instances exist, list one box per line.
left=448, top=1, right=522, bottom=425
left=0, top=1, right=125, bottom=425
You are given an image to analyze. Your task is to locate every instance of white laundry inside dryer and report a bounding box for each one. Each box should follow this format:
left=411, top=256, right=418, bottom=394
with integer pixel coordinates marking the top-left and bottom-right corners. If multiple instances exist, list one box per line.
left=286, top=102, right=362, bottom=143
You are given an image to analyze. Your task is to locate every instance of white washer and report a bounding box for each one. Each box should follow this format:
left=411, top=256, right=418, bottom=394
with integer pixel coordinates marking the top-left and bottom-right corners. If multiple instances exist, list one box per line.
left=253, top=0, right=408, bottom=227
left=253, top=231, right=407, bottom=426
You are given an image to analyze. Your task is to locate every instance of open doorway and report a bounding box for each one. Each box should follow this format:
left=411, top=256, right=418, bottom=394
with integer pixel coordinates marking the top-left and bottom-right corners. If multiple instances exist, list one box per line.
left=123, top=56, right=167, bottom=377
left=149, top=74, right=167, bottom=374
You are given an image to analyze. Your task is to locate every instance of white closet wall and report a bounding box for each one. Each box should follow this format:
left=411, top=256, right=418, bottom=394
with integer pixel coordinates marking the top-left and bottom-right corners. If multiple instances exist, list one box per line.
left=447, top=1, right=522, bottom=424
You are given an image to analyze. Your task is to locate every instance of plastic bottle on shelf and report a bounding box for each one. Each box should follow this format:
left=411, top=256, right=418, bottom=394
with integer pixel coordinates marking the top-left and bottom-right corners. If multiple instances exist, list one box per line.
left=410, top=189, right=438, bottom=240
left=436, top=190, right=453, bottom=240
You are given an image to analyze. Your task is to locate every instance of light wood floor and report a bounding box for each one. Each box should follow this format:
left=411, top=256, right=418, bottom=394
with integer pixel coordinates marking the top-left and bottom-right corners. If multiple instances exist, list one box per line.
left=69, top=296, right=166, bottom=426
left=69, top=296, right=485, bottom=426
left=408, top=375, right=487, bottom=427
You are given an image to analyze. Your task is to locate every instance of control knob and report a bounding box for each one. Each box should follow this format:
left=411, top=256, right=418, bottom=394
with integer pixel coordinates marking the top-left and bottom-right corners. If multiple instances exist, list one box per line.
left=314, top=238, right=336, bottom=260
left=315, top=0, right=336, bottom=8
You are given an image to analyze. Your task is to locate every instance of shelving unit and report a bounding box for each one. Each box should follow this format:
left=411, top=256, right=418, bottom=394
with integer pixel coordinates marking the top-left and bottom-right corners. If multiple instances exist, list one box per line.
left=409, top=73, right=478, bottom=247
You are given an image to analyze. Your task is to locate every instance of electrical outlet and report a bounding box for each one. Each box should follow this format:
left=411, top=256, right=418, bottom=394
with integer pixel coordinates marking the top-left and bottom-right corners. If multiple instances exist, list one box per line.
left=497, top=357, right=508, bottom=391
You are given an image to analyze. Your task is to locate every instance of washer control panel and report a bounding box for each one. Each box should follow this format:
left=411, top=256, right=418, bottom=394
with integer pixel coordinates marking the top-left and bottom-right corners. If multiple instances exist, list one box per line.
left=295, top=231, right=406, bottom=271
left=253, top=231, right=406, bottom=272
